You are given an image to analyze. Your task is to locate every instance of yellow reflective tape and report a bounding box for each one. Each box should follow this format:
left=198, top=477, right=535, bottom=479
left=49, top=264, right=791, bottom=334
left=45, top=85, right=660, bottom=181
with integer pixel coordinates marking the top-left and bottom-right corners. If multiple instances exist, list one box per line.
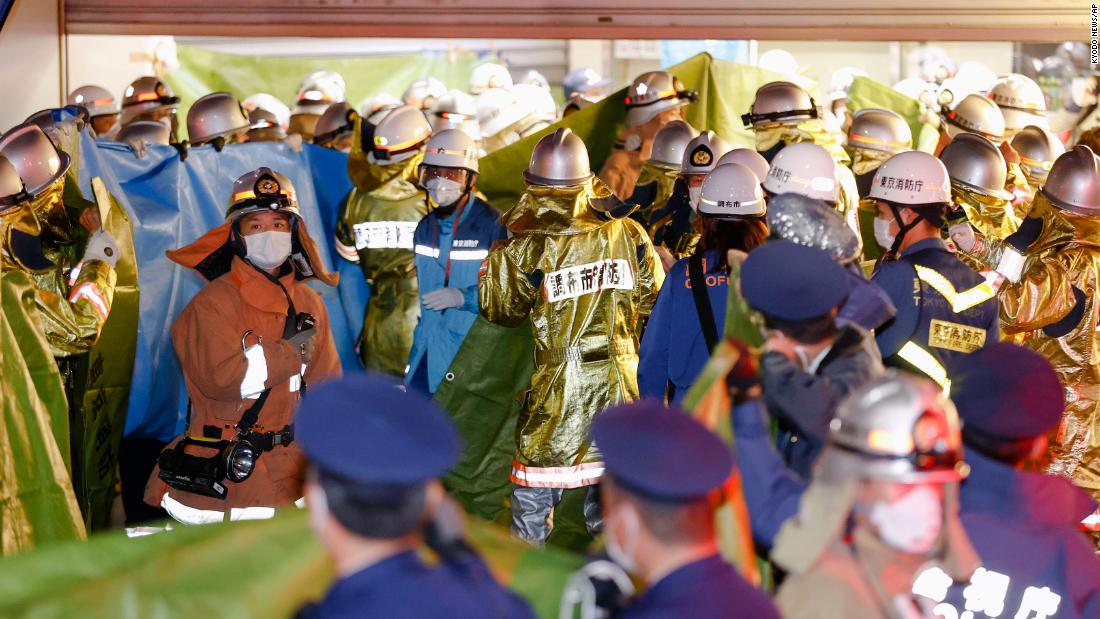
left=232, top=190, right=257, bottom=202
left=897, top=341, right=952, bottom=395
left=913, top=265, right=996, bottom=313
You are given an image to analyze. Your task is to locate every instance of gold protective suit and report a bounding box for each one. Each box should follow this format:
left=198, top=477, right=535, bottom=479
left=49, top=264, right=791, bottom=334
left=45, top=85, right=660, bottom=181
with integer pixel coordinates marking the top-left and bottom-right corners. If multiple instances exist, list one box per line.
left=336, top=131, right=427, bottom=376
left=1, top=179, right=116, bottom=357
left=631, top=161, right=679, bottom=233
left=993, top=195, right=1100, bottom=499
left=598, top=117, right=669, bottom=200
left=953, top=183, right=1022, bottom=243
left=479, top=178, right=664, bottom=487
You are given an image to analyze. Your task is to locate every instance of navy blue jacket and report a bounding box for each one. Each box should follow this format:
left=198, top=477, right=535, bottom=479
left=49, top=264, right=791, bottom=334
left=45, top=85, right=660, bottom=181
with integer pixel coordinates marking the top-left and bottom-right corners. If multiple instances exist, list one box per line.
left=638, top=250, right=728, bottom=403
left=762, top=324, right=883, bottom=479
left=297, top=550, right=534, bottom=619
left=618, top=553, right=781, bottom=619
left=872, top=237, right=999, bottom=377
left=839, top=261, right=896, bottom=332
left=732, top=400, right=1100, bottom=618
left=406, top=195, right=507, bottom=394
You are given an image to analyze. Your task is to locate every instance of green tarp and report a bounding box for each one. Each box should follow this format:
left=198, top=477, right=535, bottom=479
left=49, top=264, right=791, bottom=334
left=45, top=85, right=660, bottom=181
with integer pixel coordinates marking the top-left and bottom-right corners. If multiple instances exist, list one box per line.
left=70, top=179, right=140, bottom=532
left=0, top=271, right=87, bottom=554
left=437, top=53, right=800, bottom=552
left=165, top=45, right=485, bottom=125
left=0, top=509, right=582, bottom=619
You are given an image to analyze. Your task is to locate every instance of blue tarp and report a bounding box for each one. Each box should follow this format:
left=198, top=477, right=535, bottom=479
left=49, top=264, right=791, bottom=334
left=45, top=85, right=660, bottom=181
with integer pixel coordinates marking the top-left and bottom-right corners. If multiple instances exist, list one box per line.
left=75, top=136, right=364, bottom=442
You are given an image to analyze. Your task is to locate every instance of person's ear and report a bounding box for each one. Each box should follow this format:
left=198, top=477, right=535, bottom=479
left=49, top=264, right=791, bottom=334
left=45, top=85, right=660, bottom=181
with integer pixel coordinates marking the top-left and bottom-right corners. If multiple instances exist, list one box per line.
left=423, top=480, right=445, bottom=520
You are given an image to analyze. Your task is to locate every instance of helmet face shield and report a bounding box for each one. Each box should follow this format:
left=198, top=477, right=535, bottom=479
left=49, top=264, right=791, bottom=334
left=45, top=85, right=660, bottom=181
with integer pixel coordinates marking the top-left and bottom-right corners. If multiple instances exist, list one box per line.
left=418, top=165, right=469, bottom=188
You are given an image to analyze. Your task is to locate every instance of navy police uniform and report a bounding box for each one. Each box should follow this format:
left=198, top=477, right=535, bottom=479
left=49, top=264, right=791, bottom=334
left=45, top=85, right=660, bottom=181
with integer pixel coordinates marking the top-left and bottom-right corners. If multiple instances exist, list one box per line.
left=295, top=373, right=534, bottom=619
left=588, top=401, right=782, bottom=619
left=742, top=241, right=884, bottom=479
left=872, top=237, right=999, bottom=389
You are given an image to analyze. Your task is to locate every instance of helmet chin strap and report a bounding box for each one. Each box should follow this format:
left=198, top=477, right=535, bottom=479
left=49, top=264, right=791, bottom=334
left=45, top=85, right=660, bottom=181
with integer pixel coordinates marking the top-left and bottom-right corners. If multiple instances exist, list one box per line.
left=880, top=202, right=923, bottom=263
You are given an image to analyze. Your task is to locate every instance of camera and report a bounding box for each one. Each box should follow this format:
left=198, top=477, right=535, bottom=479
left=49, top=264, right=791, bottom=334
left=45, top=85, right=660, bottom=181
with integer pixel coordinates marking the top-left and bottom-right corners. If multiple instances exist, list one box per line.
left=158, top=435, right=259, bottom=499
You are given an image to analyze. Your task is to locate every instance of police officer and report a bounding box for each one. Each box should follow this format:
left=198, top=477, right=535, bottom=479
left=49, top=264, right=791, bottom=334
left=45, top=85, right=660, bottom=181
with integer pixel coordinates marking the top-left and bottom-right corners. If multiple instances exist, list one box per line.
left=295, top=373, right=534, bottom=618
left=944, top=343, right=1100, bottom=617
left=335, top=105, right=432, bottom=376
left=67, top=85, right=120, bottom=138
left=568, top=400, right=780, bottom=619
left=773, top=373, right=980, bottom=618
left=599, top=71, right=696, bottom=199
left=406, top=129, right=507, bottom=396
left=639, top=162, right=766, bottom=403
left=624, top=119, right=697, bottom=228
left=742, top=240, right=884, bottom=479
left=479, top=128, right=663, bottom=545
left=869, top=150, right=999, bottom=391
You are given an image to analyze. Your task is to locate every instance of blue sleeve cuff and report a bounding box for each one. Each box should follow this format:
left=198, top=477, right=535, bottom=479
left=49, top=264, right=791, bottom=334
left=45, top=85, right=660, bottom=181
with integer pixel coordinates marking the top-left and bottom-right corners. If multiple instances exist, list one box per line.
left=461, top=286, right=479, bottom=313
left=731, top=398, right=771, bottom=438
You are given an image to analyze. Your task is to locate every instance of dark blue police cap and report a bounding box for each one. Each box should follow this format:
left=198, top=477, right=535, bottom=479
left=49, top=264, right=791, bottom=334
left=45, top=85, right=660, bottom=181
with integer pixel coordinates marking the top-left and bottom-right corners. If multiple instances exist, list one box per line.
left=741, top=239, right=849, bottom=320
left=296, top=372, right=461, bottom=487
left=951, top=343, right=1064, bottom=440
left=591, top=400, right=732, bottom=503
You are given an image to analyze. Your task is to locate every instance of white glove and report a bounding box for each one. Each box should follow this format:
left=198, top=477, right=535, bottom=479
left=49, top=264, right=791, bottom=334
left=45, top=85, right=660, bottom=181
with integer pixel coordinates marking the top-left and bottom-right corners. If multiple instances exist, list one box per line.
left=422, top=287, right=464, bottom=311
left=948, top=223, right=977, bottom=253
left=995, top=247, right=1027, bottom=284
left=82, top=230, right=120, bottom=268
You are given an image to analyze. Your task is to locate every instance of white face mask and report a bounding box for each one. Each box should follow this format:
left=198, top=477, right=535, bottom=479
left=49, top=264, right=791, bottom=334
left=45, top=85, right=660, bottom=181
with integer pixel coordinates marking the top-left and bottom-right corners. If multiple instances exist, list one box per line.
left=244, top=230, right=292, bottom=270
left=688, top=185, right=703, bottom=211
left=874, top=217, right=897, bottom=250
left=605, top=504, right=641, bottom=574
left=869, top=485, right=943, bottom=554
left=425, top=177, right=464, bottom=209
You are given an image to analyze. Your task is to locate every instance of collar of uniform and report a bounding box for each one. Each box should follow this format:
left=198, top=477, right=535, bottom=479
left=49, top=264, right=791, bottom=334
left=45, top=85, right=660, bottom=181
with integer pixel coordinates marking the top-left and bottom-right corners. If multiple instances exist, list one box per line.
left=230, top=255, right=297, bottom=314
left=634, top=553, right=728, bottom=609
left=316, top=550, right=424, bottom=609
left=960, top=449, right=1097, bottom=527
left=901, top=236, right=947, bottom=258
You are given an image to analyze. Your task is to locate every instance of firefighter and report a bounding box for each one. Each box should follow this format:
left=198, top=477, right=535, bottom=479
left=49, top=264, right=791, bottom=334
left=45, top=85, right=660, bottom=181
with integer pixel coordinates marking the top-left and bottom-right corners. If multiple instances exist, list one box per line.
left=479, top=128, right=663, bottom=545
left=144, top=167, right=340, bottom=524
left=599, top=71, right=696, bottom=200
left=334, top=105, right=432, bottom=376
left=405, top=129, right=507, bottom=396
left=773, top=373, right=980, bottom=618
left=869, top=150, right=999, bottom=391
